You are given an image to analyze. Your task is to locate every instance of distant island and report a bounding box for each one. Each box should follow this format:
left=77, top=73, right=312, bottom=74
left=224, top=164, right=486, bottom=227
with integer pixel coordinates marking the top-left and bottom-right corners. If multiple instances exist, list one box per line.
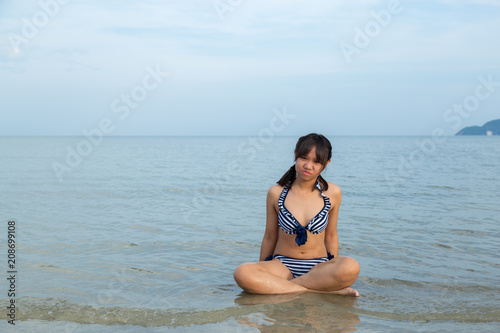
left=456, top=119, right=500, bottom=135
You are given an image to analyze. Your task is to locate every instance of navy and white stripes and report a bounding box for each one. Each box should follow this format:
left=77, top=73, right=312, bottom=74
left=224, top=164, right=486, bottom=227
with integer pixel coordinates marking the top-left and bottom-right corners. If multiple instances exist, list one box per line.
left=270, top=255, right=329, bottom=278
left=278, top=181, right=331, bottom=243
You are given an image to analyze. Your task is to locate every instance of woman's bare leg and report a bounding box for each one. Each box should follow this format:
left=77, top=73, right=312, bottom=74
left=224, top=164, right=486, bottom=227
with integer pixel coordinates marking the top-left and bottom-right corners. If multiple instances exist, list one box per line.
left=292, top=257, right=360, bottom=296
left=234, top=260, right=309, bottom=294
left=234, top=257, right=360, bottom=296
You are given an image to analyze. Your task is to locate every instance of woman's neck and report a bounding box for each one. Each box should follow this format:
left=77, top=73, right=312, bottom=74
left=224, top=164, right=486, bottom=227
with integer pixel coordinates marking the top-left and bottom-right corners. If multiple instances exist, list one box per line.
left=292, top=177, right=317, bottom=192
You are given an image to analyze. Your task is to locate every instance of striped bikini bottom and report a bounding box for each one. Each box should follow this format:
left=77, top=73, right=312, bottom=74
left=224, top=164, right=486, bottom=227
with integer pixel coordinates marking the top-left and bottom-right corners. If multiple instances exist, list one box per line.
left=266, top=254, right=330, bottom=278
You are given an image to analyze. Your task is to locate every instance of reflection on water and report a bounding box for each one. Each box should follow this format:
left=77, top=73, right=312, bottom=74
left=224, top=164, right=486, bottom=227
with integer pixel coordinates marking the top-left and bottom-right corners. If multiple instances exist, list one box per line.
left=235, top=292, right=360, bottom=332
left=1, top=136, right=500, bottom=332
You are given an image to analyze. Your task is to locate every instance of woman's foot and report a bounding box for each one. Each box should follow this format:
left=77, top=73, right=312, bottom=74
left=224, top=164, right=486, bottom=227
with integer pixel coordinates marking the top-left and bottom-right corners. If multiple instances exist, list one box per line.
left=328, top=287, right=359, bottom=297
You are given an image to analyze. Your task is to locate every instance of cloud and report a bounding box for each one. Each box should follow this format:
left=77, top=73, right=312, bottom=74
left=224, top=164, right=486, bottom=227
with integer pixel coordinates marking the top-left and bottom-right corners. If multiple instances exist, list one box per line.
left=1, top=0, right=499, bottom=135
left=440, top=0, right=500, bottom=6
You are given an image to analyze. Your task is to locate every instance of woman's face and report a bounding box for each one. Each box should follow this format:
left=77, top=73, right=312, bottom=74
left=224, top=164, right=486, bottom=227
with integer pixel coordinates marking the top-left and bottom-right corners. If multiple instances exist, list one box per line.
left=295, top=146, right=329, bottom=181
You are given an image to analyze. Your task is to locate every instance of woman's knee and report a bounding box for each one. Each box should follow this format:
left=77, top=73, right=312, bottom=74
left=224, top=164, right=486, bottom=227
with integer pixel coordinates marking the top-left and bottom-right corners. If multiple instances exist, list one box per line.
left=340, top=257, right=360, bottom=280
left=233, top=263, right=257, bottom=287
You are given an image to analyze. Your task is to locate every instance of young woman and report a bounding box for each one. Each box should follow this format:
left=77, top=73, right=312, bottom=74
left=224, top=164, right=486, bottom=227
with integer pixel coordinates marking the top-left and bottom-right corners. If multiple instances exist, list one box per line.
left=234, top=133, right=360, bottom=296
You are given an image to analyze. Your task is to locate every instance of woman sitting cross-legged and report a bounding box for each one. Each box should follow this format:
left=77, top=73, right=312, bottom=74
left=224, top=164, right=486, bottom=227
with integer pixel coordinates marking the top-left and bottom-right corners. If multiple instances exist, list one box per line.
left=233, top=133, right=360, bottom=296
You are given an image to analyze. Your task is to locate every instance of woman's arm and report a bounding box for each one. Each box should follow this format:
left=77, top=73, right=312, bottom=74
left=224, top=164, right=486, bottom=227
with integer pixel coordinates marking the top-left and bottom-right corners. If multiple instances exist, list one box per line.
left=324, top=184, right=342, bottom=258
left=259, top=186, right=280, bottom=261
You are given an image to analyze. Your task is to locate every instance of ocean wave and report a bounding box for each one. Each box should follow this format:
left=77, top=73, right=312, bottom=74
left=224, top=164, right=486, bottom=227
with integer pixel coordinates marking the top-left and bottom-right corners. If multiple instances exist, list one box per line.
left=2, top=291, right=498, bottom=328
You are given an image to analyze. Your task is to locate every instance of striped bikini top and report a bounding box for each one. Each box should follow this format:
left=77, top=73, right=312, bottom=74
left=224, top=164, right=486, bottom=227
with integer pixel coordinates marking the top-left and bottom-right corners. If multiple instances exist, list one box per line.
left=278, top=181, right=331, bottom=246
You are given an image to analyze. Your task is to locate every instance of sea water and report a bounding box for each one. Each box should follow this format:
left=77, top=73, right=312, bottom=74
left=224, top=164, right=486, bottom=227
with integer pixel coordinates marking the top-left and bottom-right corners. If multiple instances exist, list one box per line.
left=0, top=136, right=499, bottom=332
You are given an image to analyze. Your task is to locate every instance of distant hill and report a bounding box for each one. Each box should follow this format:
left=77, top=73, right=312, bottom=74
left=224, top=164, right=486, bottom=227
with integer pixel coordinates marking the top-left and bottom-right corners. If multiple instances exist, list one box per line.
left=456, top=119, right=500, bottom=135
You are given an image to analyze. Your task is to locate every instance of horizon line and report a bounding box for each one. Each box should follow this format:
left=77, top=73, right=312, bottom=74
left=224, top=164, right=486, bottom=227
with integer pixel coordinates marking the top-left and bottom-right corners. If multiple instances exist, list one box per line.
left=0, top=134, right=486, bottom=138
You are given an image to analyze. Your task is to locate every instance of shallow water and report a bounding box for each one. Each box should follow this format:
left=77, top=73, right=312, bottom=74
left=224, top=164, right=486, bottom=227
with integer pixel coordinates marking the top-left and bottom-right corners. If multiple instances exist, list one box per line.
left=0, top=136, right=499, bottom=332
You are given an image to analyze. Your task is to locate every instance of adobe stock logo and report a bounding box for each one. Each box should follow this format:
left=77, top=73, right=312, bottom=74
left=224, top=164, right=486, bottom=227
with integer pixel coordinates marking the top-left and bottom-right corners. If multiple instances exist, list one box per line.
left=7, top=0, right=71, bottom=54
left=384, top=74, right=499, bottom=192
left=442, top=75, right=500, bottom=131
left=52, top=65, right=168, bottom=182
left=180, top=107, right=295, bottom=222
left=212, top=0, right=244, bottom=21
left=339, top=0, right=412, bottom=63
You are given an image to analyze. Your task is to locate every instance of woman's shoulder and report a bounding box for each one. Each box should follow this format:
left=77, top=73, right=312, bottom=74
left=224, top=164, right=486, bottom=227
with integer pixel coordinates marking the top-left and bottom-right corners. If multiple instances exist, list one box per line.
left=324, top=182, right=341, bottom=200
left=267, top=184, right=284, bottom=197
left=266, top=184, right=284, bottom=206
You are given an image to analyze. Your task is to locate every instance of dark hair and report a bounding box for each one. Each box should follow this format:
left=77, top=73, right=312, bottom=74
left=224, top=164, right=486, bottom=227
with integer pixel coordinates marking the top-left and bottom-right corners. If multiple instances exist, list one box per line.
left=277, top=133, right=332, bottom=191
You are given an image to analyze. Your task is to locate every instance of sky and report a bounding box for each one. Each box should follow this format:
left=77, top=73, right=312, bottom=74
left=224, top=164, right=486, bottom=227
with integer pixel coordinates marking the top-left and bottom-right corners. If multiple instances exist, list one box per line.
left=1, top=0, right=499, bottom=136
